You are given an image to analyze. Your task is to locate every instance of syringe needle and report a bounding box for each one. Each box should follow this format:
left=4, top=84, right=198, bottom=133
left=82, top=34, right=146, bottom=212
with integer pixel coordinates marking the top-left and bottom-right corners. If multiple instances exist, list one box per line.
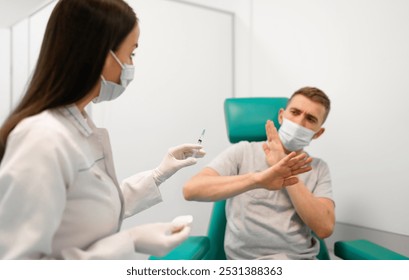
left=192, top=129, right=205, bottom=158
left=198, top=129, right=206, bottom=144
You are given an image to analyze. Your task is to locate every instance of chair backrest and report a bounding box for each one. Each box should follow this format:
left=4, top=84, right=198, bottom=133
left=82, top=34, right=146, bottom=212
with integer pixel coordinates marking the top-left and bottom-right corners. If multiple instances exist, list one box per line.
left=210, top=97, right=330, bottom=260
left=224, top=97, right=288, bottom=143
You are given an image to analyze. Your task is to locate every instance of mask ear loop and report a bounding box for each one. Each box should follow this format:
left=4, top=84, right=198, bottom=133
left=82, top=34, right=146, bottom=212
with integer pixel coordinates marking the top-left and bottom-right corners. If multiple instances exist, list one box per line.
left=100, top=75, right=107, bottom=84
left=109, top=50, right=125, bottom=69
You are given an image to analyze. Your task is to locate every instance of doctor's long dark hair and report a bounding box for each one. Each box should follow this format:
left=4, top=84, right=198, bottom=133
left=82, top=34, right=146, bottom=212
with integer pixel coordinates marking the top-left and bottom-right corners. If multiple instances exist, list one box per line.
left=0, top=0, right=137, bottom=161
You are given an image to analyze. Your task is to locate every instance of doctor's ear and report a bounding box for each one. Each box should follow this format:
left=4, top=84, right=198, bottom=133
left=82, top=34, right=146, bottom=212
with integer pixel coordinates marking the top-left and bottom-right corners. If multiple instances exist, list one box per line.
left=313, top=127, right=325, bottom=139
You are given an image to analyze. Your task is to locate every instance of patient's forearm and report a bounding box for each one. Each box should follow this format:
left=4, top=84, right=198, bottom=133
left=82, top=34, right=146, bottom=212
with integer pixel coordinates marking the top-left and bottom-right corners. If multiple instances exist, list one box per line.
left=286, top=182, right=335, bottom=238
left=183, top=168, right=257, bottom=202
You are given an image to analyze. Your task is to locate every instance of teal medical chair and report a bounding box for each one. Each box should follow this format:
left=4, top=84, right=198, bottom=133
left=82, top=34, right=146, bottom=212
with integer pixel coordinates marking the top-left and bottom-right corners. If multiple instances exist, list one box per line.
left=150, top=97, right=330, bottom=260
left=334, top=239, right=409, bottom=260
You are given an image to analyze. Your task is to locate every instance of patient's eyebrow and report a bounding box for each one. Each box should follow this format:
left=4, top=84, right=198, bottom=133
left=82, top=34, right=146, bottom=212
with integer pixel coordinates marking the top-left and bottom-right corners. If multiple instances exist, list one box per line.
left=290, top=107, right=319, bottom=123
left=306, top=113, right=319, bottom=123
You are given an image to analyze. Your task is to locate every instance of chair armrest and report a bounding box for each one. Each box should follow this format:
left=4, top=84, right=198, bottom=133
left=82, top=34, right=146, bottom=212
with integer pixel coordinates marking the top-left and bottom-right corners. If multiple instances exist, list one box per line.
left=149, top=236, right=210, bottom=260
left=334, top=239, right=409, bottom=260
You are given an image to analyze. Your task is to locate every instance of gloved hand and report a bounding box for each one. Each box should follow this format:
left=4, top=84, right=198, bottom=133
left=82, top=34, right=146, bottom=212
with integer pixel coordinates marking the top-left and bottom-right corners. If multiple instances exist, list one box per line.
left=152, top=143, right=206, bottom=185
left=129, top=221, right=191, bottom=257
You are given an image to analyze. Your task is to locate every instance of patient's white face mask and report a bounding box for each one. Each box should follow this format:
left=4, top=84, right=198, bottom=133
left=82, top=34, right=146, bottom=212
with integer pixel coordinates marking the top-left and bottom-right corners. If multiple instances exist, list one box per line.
left=278, top=118, right=316, bottom=152
left=93, top=50, right=135, bottom=103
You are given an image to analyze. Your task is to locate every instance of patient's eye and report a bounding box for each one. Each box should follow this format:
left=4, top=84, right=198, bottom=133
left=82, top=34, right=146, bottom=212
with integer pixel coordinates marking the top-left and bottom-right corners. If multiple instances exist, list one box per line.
left=308, top=116, right=316, bottom=123
left=290, top=109, right=300, bottom=116
left=307, top=115, right=318, bottom=124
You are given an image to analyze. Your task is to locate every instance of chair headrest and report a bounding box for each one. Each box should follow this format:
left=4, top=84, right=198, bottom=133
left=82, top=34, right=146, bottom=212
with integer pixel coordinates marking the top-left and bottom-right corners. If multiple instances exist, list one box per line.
left=224, top=97, right=288, bottom=143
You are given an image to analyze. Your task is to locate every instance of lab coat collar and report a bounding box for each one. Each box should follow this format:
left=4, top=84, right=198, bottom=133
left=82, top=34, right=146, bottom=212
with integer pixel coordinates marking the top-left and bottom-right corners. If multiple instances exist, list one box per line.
left=60, top=105, right=94, bottom=137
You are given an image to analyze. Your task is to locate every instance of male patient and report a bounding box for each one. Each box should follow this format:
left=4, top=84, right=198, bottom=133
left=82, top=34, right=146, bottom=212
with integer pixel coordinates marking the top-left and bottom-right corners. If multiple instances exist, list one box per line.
left=183, top=87, right=335, bottom=259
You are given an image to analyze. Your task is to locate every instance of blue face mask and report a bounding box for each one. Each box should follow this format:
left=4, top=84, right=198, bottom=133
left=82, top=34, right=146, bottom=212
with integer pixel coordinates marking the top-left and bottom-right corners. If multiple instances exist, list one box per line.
left=93, top=50, right=135, bottom=103
left=278, top=118, right=316, bottom=151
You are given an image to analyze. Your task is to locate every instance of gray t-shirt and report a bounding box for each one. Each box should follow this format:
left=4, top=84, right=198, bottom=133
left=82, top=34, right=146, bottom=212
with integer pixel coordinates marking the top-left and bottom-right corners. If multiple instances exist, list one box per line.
left=207, top=141, right=333, bottom=260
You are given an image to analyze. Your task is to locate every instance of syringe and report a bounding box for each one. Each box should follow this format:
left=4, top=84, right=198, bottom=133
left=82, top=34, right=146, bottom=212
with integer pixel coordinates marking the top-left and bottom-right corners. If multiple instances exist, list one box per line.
left=197, top=129, right=206, bottom=144
left=192, top=129, right=205, bottom=158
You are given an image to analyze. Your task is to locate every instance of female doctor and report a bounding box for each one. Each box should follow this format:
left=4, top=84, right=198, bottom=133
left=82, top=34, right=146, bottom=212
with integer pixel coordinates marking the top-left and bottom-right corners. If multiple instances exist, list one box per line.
left=0, top=0, right=205, bottom=259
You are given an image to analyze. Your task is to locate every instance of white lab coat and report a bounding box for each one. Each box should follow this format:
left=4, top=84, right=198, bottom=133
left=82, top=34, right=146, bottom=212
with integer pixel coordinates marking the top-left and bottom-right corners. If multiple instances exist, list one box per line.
left=0, top=105, right=162, bottom=259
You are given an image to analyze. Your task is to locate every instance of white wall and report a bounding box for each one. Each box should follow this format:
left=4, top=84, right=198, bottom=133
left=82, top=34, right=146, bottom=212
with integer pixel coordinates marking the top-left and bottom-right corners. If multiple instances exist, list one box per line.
left=0, top=28, right=11, bottom=124
left=10, top=19, right=30, bottom=108
left=0, top=0, right=53, bottom=27
left=250, top=0, right=409, bottom=237
left=183, top=0, right=253, bottom=97
left=28, top=2, right=56, bottom=71
left=10, top=1, right=56, bottom=109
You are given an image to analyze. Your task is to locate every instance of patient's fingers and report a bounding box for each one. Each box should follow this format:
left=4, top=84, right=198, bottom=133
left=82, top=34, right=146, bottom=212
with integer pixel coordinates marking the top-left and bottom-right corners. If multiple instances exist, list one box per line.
left=282, top=177, right=299, bottom=187
left=262, top=142, right=270, bottom=155
left=291, top=165, right=312, bottom=176
left=280, top=151, right=297, bottom=165
left=286, top=153, right=307, bottom=166
left=265, top=120, right=278, bottom=143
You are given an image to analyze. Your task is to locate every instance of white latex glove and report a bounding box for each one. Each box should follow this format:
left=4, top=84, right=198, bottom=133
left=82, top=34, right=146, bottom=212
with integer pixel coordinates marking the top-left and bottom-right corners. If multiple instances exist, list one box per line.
left=152, top=143, right=206, bottom=185
left=129, top=221, right=191, bottom=257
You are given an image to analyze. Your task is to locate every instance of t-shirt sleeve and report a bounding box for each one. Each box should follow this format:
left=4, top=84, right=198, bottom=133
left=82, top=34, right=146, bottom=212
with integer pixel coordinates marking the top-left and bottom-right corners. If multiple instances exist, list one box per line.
left=206, top=141, right=247, bottom=176
left=312, top=159, right=334, bottom=203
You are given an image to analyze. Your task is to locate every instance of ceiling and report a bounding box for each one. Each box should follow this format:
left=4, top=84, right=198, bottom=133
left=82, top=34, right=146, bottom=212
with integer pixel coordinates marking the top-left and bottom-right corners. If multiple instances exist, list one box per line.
left=0, top=0, right=53, bottom=27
